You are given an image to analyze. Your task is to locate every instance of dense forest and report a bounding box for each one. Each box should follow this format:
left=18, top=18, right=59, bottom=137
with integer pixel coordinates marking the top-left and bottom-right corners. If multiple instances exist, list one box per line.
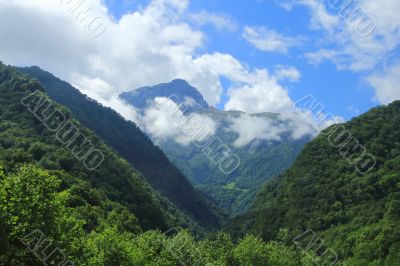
left=0, top=163, right=314, bottom=266
left=0, top=63, right=313, bottom=265
left=18, top=66, right=221, bottom=230
left=228, top=101, right=400, bottom=265
left=1, top=62, right=399, bottom=265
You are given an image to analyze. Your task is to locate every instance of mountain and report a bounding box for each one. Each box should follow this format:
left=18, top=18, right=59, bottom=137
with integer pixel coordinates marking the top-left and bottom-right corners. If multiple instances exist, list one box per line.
left=18, top=66, right=221, bottom=230
left=120, top=79, right=209, bottom=113
left=0, top=62, right=170, bottom=231
left=119, top=80, right=314, bottom=216
left=0, top=62, right=312, bottom=266
left=228, top=101, right=400, bottom=264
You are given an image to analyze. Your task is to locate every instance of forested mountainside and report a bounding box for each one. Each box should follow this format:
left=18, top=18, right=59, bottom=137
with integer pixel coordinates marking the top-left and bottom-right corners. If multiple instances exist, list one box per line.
left=0, top=63, right=173, bottom=230
left=228, top=101, right=400, bottom=265
left=120, top=81, right=313, bottom=216
left=18, top=66, right=221, bottom=229
left=0, top=63, right=315, bottom=265
left=160, top=109, right=310, bottom=216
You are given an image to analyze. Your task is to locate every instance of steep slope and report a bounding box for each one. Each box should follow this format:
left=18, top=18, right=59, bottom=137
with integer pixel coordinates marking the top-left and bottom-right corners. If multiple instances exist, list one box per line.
left=0, top=62, right=170, bottom=231
left=19, top=66, right=221, bottom=229
left=119, top=80, right=314, bottom=216
left=0, top=63, right=312, bottom=266
left=229, top=101, right=400, bottom=264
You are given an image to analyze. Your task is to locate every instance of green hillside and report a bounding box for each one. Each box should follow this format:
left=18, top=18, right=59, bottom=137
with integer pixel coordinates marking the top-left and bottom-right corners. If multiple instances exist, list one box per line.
left=18, top=66, right=222, bottom=229
left=0, top=63, right=173, bottom=230
left=228, top=101, right=400, bottom=265
left=0, top=63, right=313, bottom=266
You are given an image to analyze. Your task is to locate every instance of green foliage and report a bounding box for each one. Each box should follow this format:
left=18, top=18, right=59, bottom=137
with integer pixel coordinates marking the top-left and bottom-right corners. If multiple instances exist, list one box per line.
left=232, top=235, right=269, bottom=265
left=19, top=66, right=222, bottom=229
left=0, top=164, right=311, bottom=266
left=0, top=62, right=312, bottom=265
left=0, top=63, right=217, bottom=236
left=0, top=164, right=64, bottom=265
left=229, top=101, right=400, bottom=264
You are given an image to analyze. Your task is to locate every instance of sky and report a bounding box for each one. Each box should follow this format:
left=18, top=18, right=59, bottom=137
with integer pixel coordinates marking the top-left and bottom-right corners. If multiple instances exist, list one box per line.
left=0, top=0, right=399, bottom=122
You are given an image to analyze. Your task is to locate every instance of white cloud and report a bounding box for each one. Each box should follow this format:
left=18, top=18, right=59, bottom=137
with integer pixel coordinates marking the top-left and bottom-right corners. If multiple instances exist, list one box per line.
left=189, top=10, right=237, bottom=32
left=275, top=0, right=295, bottom=11
left=274, top=66, right=301, bottom=82
left=140, top=97, right=216, bottom=145
left=368, top=63, right=400, bottom=104
left=0, top=0, right=298, bottom=116
left=228, top=114, right=284, bottom=147
left=305, top=49, right=339, bottom=66
left=0, top=0, right=217, bottom=105
left=279, top=112, right=319, bottom=139
left=224, top=69, right=294, bottom=114
left=297, top=0, right=400, bottom=72
left=272, top=0, right=400, bottom=105
left=243, top=26, right=303, bottom=54
left=227, top=113, right=318, bottom=148
left=72, top=75, right=140, bottom=122
left=300, top=0, right=339, bottom=32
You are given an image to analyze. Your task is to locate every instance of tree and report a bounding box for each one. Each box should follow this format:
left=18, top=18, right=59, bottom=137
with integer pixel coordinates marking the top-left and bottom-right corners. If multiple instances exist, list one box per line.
left=0, top=164, right=65, bottom=265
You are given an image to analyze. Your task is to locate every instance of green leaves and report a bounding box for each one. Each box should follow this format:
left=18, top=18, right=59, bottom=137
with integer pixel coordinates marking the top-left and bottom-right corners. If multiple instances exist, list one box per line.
left=231, top=100, right=400, bottom=264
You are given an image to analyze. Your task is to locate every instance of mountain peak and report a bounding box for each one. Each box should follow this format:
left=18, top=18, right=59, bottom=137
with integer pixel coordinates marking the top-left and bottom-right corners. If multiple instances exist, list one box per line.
left=120, top=79, right=209, bottom=112
left=170, top=78, right=189, bottom=85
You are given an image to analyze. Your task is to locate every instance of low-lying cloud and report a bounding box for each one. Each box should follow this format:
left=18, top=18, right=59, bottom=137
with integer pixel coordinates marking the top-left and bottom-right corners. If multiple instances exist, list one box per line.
left=227, top=113, right=318, bottom=148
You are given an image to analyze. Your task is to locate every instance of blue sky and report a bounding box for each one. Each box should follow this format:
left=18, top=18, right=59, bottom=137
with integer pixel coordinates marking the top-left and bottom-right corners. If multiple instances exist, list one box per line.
left=103, top=0, right=380, bottom=120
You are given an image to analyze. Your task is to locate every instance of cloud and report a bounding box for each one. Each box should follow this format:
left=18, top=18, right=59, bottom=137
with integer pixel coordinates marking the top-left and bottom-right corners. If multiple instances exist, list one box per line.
left=297, top=0, right=400, bottom=72
left=275, top=0, right=295, bottom=11
left=305, top=49, right=339, bottom=66
left=300, top=0, right=339, bottom=32
left=189, top=10, right=237, bottom=32
left=0, top=0, right=298, bottom=115
left=228, top=114, right=284, bottom=147
left=132, top=96, right=317, bottom=148
left=224, top=69, right=294, bottom=114
left=138, top=97, right=318, bottom=148
left=274, top=66, right=301, bottom=82
left=0, top=0, right=215, bottom=105
left=243, top=26, right=303, bottom=54
left=273, top=0, right=400, bottom=105
left=227, top=113, right=318, bottom=148
left=72, top=75, right=140, bottom=122
left=368, top=63, right=400, bottom=104
left=140, top=97, right=217, bottom=145
left=279, top=112, right=320, bottom=139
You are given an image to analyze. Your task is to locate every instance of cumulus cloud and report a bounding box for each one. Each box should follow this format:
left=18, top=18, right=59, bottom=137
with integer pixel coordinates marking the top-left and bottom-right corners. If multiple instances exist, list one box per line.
left=0, top=0, right=216, bottom=105
left=243, top=26, right=303, bottom=54
left=0, top=0, right=299, bottom=115
left=224, top=69, right=294, bottom=114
